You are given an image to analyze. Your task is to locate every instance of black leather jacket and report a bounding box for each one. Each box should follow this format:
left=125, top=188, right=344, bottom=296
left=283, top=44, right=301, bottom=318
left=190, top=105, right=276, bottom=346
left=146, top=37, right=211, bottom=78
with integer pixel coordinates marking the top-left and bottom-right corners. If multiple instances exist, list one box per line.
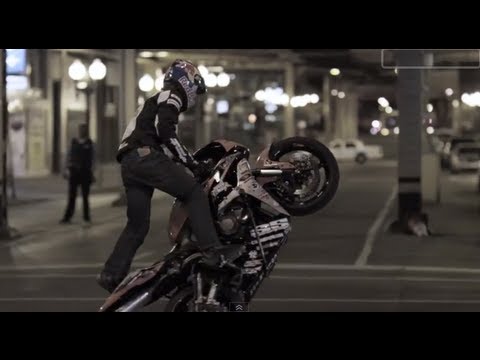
left=117, top=90, right=198, bottom=170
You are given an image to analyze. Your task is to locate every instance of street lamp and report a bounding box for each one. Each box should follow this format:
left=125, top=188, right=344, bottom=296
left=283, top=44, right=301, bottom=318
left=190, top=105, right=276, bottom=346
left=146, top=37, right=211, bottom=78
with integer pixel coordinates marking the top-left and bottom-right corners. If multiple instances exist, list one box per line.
left=68, top=58, right=107, bottom=130
left=217, top=72, right=230, bottom=87
left=205, top=73, right=218, bottom=88
left=68, top=59, right=87, bottom=81
left=138, top=74, right=154, bottom=93
left=89, top=59, right=107, bottom=81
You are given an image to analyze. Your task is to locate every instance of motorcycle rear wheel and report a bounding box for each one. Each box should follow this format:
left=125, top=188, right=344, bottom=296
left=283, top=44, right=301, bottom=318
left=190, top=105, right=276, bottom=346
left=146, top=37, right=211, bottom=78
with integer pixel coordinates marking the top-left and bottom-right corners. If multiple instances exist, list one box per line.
left=164, top=286, right=235, bottom=312
left=164, top=287, right=195, bottom=312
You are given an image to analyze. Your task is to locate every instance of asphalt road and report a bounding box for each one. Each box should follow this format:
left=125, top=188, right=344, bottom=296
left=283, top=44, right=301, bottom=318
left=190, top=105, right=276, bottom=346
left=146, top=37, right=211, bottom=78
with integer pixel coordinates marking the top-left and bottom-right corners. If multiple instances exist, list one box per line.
left=1, top=159, right=479, bottom=312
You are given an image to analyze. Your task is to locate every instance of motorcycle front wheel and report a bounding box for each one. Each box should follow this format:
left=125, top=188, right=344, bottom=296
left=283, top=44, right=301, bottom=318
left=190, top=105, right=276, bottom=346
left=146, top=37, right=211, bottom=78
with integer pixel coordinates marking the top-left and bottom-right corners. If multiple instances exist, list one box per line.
left=268, top=137, right=340, bottom=216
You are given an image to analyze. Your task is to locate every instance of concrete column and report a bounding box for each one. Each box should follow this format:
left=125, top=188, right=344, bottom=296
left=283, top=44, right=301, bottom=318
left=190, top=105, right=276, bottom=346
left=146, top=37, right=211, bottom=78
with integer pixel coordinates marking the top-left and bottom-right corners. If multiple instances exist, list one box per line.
left=119, top=49, right=137, bottom=138
left=284, top=62, right=295, bottom=138
left=335, top=96, right=346, bottom=139
left=60, top=51, right=69, bottom=163
left=392, top=50, right=430, bottom=235
left=452, top=103, right=462, bottom=134
left=345, top=89, right=359, bottom=140
left=112, top=49, right=137, bottom=207
left=334, top=81, right=351, bottom=139
left=0, top=49, right=8, bottom=237
left=0, top=50, right=17, bottom=239
left=322, top=75, right=331, bottom=141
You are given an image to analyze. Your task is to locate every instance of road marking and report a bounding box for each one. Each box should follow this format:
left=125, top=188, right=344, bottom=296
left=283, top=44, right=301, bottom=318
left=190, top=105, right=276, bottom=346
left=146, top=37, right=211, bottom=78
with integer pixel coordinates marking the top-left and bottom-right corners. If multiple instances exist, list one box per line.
left=1, top=297, right=480, bottom=305
left=355, top=184, right=398, bottom=266
left=275, top=263, right=480, bottom=274
left=0, top=263, right=106, bottom=271
left=3, top=273, right=480, bottom=284
left=0, top=274, right=96, bottom=278
left=253, top=298, right=480, bottom=304
left=0, top=297, right=106, bottom=302
left=4, top=262, right=480, bottom=275
left=269, top=275, right=480, bottom=283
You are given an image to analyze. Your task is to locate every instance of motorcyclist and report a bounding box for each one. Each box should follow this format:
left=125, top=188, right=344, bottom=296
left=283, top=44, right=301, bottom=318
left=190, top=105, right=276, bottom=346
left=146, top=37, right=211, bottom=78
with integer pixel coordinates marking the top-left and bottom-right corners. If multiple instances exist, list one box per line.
left=97, top=59, right=229, bottom=293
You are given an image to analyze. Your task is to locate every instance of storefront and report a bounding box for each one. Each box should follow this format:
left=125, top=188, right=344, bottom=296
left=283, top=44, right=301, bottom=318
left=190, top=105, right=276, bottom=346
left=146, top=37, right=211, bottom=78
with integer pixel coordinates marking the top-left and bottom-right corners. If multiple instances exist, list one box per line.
left=6, top=49, right=50, bottom=178
left=7, top=49, right=122, bottom=187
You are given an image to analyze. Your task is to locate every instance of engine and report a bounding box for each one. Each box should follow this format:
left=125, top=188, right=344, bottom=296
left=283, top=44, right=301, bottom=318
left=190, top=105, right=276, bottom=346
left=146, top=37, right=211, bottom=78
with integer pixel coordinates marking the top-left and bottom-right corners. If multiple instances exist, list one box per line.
left=217, top=202, right=250, bottom=240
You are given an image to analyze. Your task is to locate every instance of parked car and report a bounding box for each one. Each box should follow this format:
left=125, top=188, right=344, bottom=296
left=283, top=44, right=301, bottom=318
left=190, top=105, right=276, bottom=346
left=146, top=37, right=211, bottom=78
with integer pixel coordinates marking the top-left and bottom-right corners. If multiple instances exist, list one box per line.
left=450, top=143, right=480, bottom=174
left=329, top=139, right=383, bottom=164
left=441, top=137, right=476, bottom=169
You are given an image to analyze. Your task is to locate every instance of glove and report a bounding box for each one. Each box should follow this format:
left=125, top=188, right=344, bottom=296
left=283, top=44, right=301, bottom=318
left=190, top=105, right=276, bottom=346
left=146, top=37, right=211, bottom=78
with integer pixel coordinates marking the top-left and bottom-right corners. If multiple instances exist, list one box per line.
left=193, top=160, right=214, bottom=180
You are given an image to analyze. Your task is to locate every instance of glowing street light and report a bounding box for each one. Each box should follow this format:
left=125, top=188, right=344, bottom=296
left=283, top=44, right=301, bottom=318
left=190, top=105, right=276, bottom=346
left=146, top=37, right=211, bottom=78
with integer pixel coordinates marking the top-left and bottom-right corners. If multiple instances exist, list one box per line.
left=198, top=65, right=209, bottom=78
left=68, top=58, right=109, bottom=130
left=330, top=68, right=341, bottom=76
left=217, top=72, right=230, bottom=87
left=378, top=97, right=389, bottom=108
left=205, top=73, right=218, bottom=88
left=371, top=120, right=381, bottom=129
left=139, top=74, right=154, bottom=92
left=68, top=60, right=87, bottom=81
left=88, top=59, right=107, bottom=81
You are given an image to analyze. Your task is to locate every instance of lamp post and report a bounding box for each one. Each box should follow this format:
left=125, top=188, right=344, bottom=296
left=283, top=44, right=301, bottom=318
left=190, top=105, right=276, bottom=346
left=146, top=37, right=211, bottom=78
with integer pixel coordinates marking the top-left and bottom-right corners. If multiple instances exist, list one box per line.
left=68, top=58, right=107, bottom=131
left=68, top=58, right=107, bottom=188
left=0, top=49, right=19, bottom=239
left=0, top=49, right=9, bottom=239
left=202, top=69, right=231, bottom=140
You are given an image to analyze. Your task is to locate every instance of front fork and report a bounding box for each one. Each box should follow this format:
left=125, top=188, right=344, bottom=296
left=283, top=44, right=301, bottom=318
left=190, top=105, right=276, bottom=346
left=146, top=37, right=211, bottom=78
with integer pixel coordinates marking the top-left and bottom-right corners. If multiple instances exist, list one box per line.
left=191, top=265, right=243, bottom=312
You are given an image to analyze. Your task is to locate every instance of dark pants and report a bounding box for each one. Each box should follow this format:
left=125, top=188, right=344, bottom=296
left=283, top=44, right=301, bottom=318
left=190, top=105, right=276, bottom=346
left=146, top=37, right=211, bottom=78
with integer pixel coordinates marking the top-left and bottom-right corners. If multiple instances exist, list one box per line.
left=103, top=147, right=220, bottom=279
left=63, top=169, right=92, bottom=221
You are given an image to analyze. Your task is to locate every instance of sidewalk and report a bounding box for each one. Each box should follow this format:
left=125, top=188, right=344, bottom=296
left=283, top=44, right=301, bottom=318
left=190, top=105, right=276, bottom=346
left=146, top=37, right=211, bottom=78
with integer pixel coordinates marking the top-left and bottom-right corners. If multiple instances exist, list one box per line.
left=369, top=172, right=480, bottom=269
left=5, top=174, right=166, bottom=236
left=9, top=175, right=121, bottom=206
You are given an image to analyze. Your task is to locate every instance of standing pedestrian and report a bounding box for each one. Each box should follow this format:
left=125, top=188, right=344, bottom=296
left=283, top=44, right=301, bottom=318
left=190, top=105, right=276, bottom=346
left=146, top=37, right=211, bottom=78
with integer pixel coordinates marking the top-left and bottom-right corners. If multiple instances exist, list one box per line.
left=60, top=123, right=95, bottom=224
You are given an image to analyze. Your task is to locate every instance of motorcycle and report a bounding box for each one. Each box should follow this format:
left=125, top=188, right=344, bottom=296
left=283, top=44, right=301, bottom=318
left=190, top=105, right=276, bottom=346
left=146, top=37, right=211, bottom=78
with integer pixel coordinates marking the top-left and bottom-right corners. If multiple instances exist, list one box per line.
left=98, top=137, right=339, bottom=312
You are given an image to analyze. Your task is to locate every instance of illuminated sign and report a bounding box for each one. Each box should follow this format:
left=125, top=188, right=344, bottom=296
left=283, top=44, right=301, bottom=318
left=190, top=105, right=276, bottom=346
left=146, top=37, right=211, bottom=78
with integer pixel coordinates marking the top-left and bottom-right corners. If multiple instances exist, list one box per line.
left=6, top=49, right=27, bottom=75
left=7, top=75, right=29, bottom=92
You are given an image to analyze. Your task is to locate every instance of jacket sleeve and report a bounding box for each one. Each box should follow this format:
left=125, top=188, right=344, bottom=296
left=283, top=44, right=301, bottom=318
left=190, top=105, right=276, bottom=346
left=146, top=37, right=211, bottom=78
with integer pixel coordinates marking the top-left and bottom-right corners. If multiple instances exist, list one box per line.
left=156, top=98, right=199, bottom=171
